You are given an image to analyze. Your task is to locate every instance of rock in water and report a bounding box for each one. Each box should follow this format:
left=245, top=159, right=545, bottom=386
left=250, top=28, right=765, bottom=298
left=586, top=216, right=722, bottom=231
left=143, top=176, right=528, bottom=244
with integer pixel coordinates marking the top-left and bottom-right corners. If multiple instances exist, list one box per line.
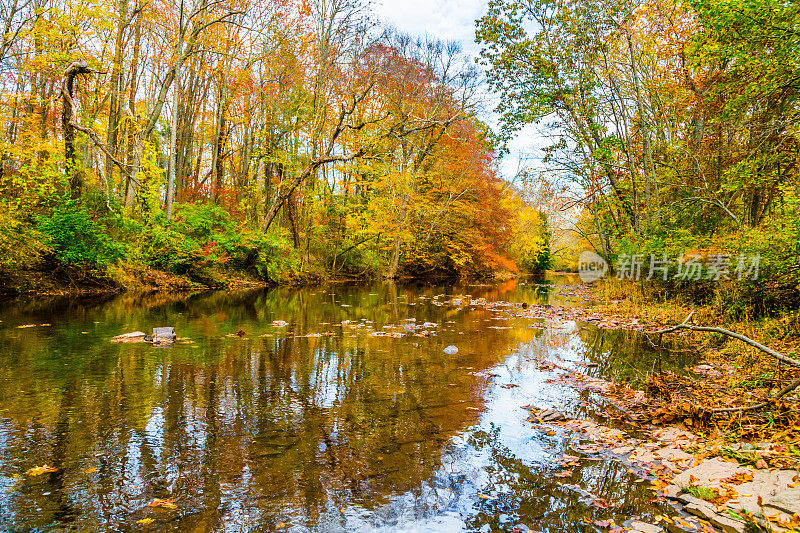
left=111, top=332, right=147, bottom=343
left=152, top=327, right=176, bottom=344
left=540, top=409, right=566, bottom=422
left=443, top=345, right=458, bottom=355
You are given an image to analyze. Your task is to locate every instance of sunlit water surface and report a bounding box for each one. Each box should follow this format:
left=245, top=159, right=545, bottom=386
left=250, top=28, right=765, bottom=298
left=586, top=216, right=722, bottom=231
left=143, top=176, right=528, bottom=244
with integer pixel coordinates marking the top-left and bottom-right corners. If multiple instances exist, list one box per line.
left=0, top=275, right=696, bottom=531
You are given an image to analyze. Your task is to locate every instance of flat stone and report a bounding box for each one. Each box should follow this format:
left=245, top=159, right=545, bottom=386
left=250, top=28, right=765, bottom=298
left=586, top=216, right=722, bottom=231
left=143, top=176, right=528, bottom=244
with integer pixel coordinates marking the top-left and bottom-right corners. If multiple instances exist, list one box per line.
left=629, top=521, right=662, bottom=533
left=662, top=484, right=682, bottom=500
left=653, top=446, right=694, bottom=462
left=669, top=493, right=746, bottom=532
left=611, top=445, right=634, bottom=455
left=152, top=327, right=176, bottom=343
left=114, top=331, right=146, bottom=339
left=629, top=450, right=656, bottom=464
left=541, top=409, right=566, bottom=422
left=663, top=517, right=704, bottom=533
left=684, top=503, right=744, bottom=533
left=671, top=458, right=750, bottom=488
left=676, top=493, right=715, bottom=508
left=652, top=427, right=696, bottom=444
left=731, top=469, right=800, bottom=515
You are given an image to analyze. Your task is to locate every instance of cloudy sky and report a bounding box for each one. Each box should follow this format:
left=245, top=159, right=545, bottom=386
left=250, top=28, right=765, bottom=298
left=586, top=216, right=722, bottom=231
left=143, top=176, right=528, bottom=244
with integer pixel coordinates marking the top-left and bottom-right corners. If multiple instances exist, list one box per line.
left=373, top=0, right=486, bottom=54
left=373, top=0, right=543, bottom=182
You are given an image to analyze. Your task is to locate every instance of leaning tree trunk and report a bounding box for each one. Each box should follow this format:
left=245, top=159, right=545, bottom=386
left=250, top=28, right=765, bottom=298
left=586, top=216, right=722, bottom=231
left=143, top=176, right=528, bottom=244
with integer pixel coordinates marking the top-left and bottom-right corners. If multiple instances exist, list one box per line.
left=61, top=61, right=93, bottom=199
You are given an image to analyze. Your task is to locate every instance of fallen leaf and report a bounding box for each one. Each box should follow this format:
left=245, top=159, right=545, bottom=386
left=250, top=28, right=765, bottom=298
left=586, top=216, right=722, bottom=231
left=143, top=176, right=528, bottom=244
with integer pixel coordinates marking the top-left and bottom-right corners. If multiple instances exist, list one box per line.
left=26, top=465, right=57, bottom=476
left=147, top=498, right=177, bottom=510
left=723, top=472, right=753, bottom=485
left=136, top=518, right=154, bottom=525
left=591, top=498, right=608, bottom=509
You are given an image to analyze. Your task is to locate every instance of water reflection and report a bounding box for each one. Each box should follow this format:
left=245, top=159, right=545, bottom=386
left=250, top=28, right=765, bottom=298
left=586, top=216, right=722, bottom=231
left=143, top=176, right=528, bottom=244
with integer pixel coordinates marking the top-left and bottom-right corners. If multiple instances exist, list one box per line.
left=0, top=276, right=692, bottom=531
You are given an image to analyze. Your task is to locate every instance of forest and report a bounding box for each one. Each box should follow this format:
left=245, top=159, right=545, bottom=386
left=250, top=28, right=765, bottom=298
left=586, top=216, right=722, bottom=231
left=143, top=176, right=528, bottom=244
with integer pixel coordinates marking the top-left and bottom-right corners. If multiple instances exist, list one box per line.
left=1, top=0, right=800, bottom=529
left=1, top=0, right=799, bottom=317
left=477, top=0, right=800, bottom=320
left=0, top=0, right=551, bottom=293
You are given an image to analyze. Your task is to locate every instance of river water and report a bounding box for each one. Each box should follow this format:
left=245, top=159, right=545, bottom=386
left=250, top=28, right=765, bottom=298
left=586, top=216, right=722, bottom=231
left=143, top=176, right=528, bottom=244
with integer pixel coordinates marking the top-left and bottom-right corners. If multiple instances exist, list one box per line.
left=0, top=276, right=697, bottom=531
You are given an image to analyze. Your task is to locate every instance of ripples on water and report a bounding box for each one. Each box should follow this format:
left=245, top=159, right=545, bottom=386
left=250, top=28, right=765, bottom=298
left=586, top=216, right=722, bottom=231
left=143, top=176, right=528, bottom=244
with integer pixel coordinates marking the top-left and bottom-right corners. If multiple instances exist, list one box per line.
left=0, top=276, right=696, bottom=531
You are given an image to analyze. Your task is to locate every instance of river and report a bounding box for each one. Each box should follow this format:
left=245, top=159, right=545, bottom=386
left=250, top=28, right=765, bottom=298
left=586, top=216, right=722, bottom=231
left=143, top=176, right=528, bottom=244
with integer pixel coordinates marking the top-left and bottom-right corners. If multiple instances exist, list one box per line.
left=0, top=275, right=697, bottom=531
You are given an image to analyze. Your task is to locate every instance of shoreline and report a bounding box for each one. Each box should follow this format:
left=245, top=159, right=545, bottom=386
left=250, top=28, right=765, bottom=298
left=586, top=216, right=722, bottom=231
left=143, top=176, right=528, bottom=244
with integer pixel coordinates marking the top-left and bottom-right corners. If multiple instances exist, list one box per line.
left=0, top=265, right=535, bottom=299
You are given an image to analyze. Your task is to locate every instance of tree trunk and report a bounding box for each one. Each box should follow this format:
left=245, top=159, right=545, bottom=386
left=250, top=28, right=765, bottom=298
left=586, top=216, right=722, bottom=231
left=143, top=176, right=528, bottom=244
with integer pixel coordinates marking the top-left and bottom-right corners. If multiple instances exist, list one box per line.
left=166, top=50, right=180, bottom=219
left=61, top=61, right=93, bottom=199
left=105, top=0, right=127, bottom=188
left=124, top=3, right=142, bottom=208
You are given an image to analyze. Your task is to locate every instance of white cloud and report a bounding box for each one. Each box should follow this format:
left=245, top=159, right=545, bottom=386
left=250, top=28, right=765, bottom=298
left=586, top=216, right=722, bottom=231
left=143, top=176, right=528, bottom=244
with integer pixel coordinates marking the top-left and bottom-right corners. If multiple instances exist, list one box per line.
left=373, top=0, right=550, bottom=183
left=373, top=0, right=485, bottom=53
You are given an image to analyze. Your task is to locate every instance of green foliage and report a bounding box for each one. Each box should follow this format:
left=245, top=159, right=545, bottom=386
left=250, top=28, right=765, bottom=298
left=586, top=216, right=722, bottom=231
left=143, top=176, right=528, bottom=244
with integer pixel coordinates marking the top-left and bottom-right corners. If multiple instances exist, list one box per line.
left=36, top=200, right=125, bottom=267
left=679, top=485, right=718, bottom=502
left=131, top=202, right=300, bottom=282
left=134, top=203, right=234, bottom=275
left=173, top=202, right=234, bottom=240
left=136, top=222, right=201, bottom=274
left=0, top=201, right=48, bottom=272
left=231, top=229, right=301, bottom=282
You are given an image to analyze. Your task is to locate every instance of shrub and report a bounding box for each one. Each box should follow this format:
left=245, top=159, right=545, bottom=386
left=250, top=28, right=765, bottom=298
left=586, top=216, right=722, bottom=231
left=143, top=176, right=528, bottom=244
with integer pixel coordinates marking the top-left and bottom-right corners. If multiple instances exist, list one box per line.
left=36, top=200, right=125, bottom=266
left=136, top=223, right=200, bottom=274
left=219, top=228, right=300, bottom=282
left=173, top=202, right=234, bottom=240
left=0, top=201, right=48, bottom=272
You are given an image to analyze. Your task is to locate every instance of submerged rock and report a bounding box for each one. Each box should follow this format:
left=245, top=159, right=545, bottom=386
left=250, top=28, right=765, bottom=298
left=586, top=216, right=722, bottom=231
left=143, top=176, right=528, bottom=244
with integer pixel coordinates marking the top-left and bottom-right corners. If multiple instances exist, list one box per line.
left=443, top=345, right=458, bottom=355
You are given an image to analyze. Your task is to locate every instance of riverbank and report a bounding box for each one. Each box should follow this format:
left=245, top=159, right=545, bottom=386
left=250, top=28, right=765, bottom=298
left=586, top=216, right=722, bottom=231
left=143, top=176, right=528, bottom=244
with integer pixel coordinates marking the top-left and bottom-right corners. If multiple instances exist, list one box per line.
left=0, top=261, right=527, bottom=298
left=0, top=263, right=264, bottom=297
left=412, top=280, right=800, bottom=532
left=503, top=281, right=800, bottom=532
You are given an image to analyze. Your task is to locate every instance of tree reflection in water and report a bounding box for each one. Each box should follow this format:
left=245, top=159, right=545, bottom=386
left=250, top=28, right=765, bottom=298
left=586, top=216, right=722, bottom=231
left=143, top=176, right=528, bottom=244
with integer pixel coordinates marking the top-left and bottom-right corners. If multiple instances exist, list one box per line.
left=0, top=276, right=693, bottom=531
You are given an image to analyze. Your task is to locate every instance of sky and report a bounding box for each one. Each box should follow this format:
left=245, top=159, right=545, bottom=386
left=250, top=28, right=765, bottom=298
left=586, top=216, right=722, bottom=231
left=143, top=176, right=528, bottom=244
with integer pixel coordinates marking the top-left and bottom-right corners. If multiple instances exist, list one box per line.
left=373, top=0, right=486, bottom=55
left=373, top=0, right=544, bottom=182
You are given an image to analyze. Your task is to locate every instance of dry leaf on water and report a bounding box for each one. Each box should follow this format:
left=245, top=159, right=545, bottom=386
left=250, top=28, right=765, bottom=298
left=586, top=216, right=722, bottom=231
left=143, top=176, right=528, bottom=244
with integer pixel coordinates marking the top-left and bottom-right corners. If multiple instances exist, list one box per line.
left=26, top=465, right=57, bottom=476
left=147, top=498, right=177, bottom=510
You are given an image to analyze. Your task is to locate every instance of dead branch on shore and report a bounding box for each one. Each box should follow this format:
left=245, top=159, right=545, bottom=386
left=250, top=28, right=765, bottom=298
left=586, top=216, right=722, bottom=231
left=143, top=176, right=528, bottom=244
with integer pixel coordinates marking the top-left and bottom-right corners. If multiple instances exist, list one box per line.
left=656, top=311, right=800, bottom=413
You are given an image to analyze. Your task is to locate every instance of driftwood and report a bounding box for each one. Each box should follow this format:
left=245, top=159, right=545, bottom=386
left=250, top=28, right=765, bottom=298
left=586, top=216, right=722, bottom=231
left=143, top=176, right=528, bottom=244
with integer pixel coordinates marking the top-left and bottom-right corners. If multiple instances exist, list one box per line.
left=656, top=311, right=800, bottom=413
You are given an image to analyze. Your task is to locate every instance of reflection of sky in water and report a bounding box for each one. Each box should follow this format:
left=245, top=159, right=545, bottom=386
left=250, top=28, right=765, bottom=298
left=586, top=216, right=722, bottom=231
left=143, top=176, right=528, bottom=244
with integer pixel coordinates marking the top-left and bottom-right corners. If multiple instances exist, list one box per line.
left=0, top=277, right=692, bottom=531
left=336, top=319, right=690, bottom=532
left=340, top=326, right=580, bottom=531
